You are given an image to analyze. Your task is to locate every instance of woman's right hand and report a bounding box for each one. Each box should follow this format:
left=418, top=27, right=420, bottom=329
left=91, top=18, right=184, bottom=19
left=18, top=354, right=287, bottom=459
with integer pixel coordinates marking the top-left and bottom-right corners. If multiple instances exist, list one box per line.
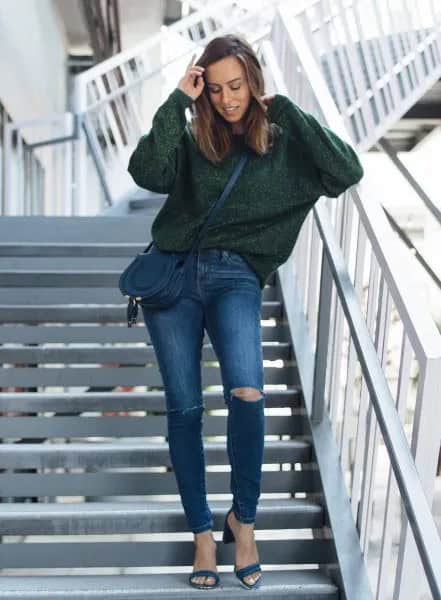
left=177, top=54, right=205, bottom=101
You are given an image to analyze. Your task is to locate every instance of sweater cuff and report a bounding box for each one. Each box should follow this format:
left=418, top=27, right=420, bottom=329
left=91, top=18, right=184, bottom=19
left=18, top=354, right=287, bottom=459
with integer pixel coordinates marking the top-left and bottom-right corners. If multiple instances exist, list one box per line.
left=170, top=87, right=195, bottom=110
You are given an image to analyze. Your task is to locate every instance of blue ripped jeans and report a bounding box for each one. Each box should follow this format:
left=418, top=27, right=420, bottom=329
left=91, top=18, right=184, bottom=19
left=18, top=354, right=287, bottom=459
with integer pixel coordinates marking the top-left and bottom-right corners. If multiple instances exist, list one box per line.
left=141, top=243, right=265, bottom=534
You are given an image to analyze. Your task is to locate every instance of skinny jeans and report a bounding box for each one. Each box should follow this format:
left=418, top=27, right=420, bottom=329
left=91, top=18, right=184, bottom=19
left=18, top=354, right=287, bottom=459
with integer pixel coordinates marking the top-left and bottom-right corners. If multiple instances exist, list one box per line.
left=141, top=243, right=265, bottom=533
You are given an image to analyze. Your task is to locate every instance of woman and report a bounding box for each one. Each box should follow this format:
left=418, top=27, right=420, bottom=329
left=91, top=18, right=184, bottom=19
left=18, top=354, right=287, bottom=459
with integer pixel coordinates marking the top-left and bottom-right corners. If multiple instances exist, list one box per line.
left=127, top=34, right=364, bottom=591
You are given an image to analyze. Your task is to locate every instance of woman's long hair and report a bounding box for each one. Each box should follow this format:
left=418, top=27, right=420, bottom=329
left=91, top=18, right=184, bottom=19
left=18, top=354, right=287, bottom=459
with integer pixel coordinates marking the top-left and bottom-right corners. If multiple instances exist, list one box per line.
left=190, top=34, right=278, bottom=164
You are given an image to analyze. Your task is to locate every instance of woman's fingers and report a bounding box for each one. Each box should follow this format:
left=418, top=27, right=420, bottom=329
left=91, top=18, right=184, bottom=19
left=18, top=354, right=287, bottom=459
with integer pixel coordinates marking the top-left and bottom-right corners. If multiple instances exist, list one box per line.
left=261, top=94, right=275, bottom=104
left=188, top=67, right=205, bottom=84
left=178, top=55, right=205, bottom=100
left=187, top=53, right=196, bottom=68
left=186, top=54, right=204, bottom=72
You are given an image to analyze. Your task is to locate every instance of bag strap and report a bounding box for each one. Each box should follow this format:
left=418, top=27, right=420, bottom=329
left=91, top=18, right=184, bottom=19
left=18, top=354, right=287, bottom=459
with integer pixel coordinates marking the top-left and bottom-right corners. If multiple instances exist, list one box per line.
left=187, top=151, right=250, bottom=257
left=126, top=150, right=249, bottom=326
left=141, top=150, right=250, bottom=261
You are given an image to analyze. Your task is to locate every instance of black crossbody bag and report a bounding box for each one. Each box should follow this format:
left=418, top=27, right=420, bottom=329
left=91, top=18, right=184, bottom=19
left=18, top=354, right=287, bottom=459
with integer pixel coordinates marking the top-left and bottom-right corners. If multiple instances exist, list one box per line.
left=119, top=151, right=250, bottom=326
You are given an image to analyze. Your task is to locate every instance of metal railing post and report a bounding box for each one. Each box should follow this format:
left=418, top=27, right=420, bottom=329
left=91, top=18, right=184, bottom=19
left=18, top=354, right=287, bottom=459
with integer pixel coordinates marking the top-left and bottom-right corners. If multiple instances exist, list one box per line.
left=311, top=248, right=333, bottom=424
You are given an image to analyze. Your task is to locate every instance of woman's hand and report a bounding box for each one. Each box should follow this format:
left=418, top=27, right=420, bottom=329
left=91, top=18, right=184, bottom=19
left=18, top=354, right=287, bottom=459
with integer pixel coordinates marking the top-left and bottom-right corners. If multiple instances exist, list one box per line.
left=260, top=94, right=276, bottom=112
left=178, top=54, right=205, bottom=101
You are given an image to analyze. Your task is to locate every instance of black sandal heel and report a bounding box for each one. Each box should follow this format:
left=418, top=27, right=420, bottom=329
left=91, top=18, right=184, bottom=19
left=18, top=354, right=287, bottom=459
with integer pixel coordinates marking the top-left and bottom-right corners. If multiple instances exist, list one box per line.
left=222, top=507, right=262, bottom=589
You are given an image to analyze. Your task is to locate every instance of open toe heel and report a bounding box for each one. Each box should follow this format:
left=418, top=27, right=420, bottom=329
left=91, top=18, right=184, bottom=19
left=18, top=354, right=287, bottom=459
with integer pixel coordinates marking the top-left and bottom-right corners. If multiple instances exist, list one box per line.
left=223, top=508, right=262, bottom=589
left=222, top=507, right=235, bottom=544
left=234, top=562, right=262, bottom=590
left=188, top=570, right=220, bottom=590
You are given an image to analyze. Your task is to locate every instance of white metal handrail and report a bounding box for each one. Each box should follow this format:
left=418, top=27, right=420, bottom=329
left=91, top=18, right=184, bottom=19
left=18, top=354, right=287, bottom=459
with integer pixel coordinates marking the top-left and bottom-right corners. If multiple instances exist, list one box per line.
left=73, top=0, right=285, bottom=92
left=291, top=0, right=441, bottom=150
left=3, top=114, right=76, bottom=216
left=266, top=5, right=441, bottom=599
left=4, top=0, right=440, bottom=216
left=70, top=0, right=440, bottom=211
left=0, top=102, right=46, bottom=216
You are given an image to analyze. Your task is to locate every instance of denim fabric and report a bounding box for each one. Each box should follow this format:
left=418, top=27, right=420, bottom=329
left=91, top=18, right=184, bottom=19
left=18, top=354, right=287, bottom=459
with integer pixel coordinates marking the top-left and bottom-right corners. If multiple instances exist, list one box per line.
left=141, top=243, right=266, bottom=534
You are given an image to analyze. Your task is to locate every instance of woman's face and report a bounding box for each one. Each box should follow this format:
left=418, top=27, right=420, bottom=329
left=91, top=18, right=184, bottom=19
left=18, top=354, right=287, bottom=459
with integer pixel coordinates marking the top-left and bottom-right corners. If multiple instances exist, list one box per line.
left=204, top=55, right=251, bottom=132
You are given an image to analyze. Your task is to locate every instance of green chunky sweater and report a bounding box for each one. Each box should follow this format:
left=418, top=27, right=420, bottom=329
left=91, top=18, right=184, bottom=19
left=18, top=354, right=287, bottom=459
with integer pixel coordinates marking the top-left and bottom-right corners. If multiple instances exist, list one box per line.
left=127, top=87, right=364, bottom=288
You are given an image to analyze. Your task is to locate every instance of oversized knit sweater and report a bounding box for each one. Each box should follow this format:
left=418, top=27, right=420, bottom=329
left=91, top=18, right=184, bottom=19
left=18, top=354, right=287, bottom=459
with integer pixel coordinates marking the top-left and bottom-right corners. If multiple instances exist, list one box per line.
left=127, top=87, right=364, bottom=288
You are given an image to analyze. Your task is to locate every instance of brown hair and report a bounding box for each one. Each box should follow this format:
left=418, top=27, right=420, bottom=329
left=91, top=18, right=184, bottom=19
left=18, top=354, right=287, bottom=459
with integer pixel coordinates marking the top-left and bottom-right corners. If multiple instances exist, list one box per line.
left=189, top=34, right=278, bottom=164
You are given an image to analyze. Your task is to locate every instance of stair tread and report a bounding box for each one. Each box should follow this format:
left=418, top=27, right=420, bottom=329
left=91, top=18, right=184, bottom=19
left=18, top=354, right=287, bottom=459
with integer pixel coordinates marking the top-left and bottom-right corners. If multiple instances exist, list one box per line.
left=0, top=301, right=279, bottom=308
left=0, top=570, right=338, bottom=597
left=0, top=439, right=312, bottom=469
left=0, top=388, right=303, bottom=412
left=0, top=498, right=323, bottom=517
left=1, top=439, right=311, bottom=453
left=0, top=389, right=301, bottom=402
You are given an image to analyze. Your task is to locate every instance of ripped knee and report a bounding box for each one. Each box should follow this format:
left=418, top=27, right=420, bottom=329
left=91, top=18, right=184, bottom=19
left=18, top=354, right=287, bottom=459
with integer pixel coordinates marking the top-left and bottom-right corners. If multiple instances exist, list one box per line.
left=230, top=386, right=263, bottom=402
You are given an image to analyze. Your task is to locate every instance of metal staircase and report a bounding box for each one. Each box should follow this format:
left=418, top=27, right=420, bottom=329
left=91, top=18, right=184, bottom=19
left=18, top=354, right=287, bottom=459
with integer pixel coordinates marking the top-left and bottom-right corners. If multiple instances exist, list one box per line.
left=1, top=216, right=341, bottom=598
left=1, top=1, right=441, bottom=599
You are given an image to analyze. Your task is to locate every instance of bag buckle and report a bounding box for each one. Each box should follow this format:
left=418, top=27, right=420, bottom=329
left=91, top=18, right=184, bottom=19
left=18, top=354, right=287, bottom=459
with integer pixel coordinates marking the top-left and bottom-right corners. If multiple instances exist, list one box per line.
left=127, top=296, right=139, bottom=328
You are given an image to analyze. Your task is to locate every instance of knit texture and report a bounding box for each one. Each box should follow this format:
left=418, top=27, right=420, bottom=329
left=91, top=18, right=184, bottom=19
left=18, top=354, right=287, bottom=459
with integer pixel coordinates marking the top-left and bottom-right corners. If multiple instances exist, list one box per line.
left=127, top=87, right=364, bottom=288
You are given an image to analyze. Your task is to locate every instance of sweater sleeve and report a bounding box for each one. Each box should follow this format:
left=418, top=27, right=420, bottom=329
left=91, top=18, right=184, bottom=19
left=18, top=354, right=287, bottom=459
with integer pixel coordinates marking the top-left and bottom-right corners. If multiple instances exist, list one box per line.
left=266, top=94, right=364, bottom=198
left=127, top=87, right=194, bottom=193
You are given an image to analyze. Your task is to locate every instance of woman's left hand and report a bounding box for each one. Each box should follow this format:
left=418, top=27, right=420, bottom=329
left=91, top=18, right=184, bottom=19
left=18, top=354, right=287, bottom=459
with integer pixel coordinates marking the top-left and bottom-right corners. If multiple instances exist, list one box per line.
left=260, top=94, right=275, bottom=112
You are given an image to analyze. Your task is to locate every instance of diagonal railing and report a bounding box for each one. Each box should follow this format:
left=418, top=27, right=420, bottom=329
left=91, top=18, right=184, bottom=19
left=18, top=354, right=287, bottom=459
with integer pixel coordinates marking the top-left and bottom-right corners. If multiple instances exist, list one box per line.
left=292, top=0, right=441, bottom=310
left=291, top=0, right=441, bottom=150
left=264, top=4, right=441, bottom=600
left=1, top=111, right=107, bottom=217
left=3, top=0, right=440, bottom=217
left=0, top=106, right=47, bottom=216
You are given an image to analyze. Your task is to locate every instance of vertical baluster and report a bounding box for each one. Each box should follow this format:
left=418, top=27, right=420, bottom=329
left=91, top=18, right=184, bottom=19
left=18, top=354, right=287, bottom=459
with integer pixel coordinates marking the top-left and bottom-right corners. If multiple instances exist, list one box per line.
left=312, top=249, right=333, bottom=424
left=411, top=0, right=434, bottom=73
left=402, top=0, right=425, bottom=87
left=371, top=2, right=402, bottom=115
left=95, top=76, right=124, bottom=161
left=376, top=332, right=412, bottom=598
left=86, top=80, right=116, bottom=176
left=384, top=0, right=412, bottom=97
left=313, top=2, right=349, bottom=118
left=105, top=69, right=132, bottom=146
left=301, top=212, right=314, bottom=315
left=307, top=218, right=322, bottom=344
left=333, top=0, right=370, bottom=138
left=360, top=279, right=392, bottom=560
left=118, top=63, right=144, bottom=140
left=351, top=251, right=380, bottom=518
left=428, top=0, right=441, bottom=63
left=340, top=215, right=367, bottom=475
left=328, top=196, right=349, bottom=429
left=393, top=347, right=441, bottom=598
